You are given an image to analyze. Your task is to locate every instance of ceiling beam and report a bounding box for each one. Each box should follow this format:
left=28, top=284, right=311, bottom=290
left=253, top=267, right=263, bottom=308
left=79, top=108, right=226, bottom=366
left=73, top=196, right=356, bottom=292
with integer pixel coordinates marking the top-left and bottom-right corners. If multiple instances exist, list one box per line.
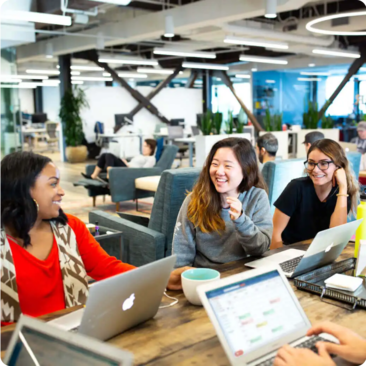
left=16, top=0, right=313, bottom=62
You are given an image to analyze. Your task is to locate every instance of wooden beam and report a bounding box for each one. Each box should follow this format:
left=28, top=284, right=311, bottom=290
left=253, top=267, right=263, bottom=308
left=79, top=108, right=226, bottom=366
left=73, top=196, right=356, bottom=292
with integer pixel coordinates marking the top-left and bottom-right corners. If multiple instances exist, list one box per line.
left=185, top=70, right=198, bottom=88
left=129, top=66, right=183, bottom=117
left=73, top=50, right=171, bottom=125
left=216, top=70, right=264, bottom=132
left=318, top=47, right=366, bottom=120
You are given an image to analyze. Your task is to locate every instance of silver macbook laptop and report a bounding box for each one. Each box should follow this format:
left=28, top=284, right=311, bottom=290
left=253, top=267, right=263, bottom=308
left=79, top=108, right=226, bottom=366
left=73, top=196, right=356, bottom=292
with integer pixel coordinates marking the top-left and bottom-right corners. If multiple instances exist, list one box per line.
left=48, top=255, right=176, bottom=341
left=197, top=267, right=340, bottom=366
left=4, top=315, right=133, bottom=366
left=245, top=219, right=362, bottom=278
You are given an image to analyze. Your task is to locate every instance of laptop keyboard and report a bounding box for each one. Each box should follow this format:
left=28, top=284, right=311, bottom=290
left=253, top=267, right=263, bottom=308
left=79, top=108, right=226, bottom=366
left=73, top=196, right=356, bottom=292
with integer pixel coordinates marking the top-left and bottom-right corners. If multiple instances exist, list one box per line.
left=257, top=336, right=334, bottom=366
left=279, top=255, right=304, bottom=274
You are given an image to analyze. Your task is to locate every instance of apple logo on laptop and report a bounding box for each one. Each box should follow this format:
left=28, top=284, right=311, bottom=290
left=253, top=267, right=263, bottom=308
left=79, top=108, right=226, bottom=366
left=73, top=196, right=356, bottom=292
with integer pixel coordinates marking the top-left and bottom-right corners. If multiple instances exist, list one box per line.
left=122, top=293, right=135, bottom=311
left=325, top=243, right=333, bottom=253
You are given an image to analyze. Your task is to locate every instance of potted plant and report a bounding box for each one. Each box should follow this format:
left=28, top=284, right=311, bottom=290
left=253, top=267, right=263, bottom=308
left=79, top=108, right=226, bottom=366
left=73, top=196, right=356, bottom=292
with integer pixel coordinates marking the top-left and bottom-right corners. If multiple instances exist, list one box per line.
left=213, top=112, right=223, bottom=135
left=59, top=86, right=89, bottom=163
left=302, top=101, right=319, bottom=129
left=264, top=108, right=282, bottom=131
left=321, top=115, right=333, bottom=129
left=225, top=111, right=234, bottom=134
left=235, top=108, right=247, bottom=133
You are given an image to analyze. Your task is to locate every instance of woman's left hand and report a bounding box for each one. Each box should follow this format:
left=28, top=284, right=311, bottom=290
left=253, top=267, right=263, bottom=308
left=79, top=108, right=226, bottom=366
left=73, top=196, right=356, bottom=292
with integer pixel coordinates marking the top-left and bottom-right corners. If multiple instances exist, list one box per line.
left=227, top=197, right=243, bottom=221
left=333, top=168, right=347, bottom=192
left=167, top=266, right=194, bottom=290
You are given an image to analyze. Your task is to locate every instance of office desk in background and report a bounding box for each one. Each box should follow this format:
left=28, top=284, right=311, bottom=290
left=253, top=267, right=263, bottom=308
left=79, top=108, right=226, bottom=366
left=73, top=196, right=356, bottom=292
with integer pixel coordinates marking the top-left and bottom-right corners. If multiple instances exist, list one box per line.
left=99, top=133, right=144, bottom=154
left=174, top=137, right=195, bottom=167
left=1, top=242, right=364, bottom=366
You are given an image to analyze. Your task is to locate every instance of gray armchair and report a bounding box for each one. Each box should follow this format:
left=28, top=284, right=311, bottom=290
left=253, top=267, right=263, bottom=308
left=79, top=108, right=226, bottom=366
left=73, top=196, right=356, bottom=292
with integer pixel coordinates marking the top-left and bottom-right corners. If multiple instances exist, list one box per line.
left=78, top=145, right=179, bottom=210
left=89, top=168, right=201, bottom=266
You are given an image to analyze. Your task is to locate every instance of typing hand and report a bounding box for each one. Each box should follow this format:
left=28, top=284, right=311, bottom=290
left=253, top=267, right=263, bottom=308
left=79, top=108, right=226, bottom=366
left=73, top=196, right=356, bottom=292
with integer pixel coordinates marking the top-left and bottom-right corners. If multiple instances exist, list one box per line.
left=274, top=344, right=335, bottom=366
left=308, top=322, right=366, bottom=364
left=226, top=197, right=243, bottom=221
left=167, top=266, right=194, bottom=290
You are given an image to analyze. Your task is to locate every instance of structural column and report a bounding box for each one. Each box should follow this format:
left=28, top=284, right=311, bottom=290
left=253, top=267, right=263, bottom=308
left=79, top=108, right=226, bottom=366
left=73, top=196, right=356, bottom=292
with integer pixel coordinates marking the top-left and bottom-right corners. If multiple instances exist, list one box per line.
left=202, top=70, right=212, bottom=112
left=33, top=86, right=43, bottom=113
left=58, top=54, right=72, bottom=162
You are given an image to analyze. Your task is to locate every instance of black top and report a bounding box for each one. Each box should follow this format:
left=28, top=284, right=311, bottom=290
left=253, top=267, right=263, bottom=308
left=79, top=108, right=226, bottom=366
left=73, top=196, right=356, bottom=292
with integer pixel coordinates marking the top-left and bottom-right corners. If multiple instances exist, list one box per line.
left=274, top=177, right=351, bottom=244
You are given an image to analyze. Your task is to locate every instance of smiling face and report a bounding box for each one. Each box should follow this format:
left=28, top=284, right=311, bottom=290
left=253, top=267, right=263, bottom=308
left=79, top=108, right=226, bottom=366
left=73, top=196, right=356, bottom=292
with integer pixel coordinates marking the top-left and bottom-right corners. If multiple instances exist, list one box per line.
left=209, top=147, right=244, bottom=197
left=142, top=141, right=152, bottom=156
left=30, top=162, right=65, bottom=219
left=307, top=148, right=338, bottom=187
left=358, top=129, right=366, bottom=140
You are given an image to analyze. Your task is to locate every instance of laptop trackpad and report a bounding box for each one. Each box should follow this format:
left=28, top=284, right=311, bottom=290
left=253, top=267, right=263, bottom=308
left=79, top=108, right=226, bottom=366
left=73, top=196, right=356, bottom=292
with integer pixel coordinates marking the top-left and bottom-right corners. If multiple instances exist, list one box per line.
left=246, top=249, right=306, bottom=267
left=47, top=308, right=84, bottom=331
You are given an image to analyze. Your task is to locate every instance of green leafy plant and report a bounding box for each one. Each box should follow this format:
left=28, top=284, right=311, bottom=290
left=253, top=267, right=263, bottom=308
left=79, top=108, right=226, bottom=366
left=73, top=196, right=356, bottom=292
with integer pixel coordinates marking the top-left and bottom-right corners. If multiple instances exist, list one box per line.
left=235, top=108, right=247, bottom=133
left=303, top=101, right=319, bottom=129
left=264, top=108, right=282, bottom=131
left=225, top=110, right=234, bottom=134
left=213, top=112, right=223, bottom=135
left=59, top=87, right=89, bottom=147
left=321, top=115, right=333, bottom=129
left=198, top=109, right=213, bottom=135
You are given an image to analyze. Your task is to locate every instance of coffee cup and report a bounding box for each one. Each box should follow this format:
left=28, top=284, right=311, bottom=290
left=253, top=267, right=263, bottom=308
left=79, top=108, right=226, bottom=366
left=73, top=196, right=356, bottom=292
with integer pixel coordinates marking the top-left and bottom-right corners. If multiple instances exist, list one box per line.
left=182, top=268, right=220, bottom=306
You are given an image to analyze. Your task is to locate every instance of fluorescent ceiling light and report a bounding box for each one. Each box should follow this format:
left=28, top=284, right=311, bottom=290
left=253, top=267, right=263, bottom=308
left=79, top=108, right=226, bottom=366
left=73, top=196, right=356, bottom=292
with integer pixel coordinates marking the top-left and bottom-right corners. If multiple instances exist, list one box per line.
left=298, top=77, right=322, bottom=81
left=1, top=84, right=36, bottom=89
left=266, top=80, right=276, bottom=83
left=194, top=80, right=203, bottom=84
left=137, top=68, right=174, bottom=75
left=18, top=82, right=57, bottom=87
left=2, top=74, right=49, bottom=80
left=308, top=63, right=316, bottom=67
left=235, top=74, right=251, bottom=79
left=265, top=0, right=277, bottom=18
left=43, top=80, right=60, bottom=85
left=300, top=71, right=330, bottom=76
left=312, top=48, right=360, bottom=59
left=89, top=0, right=131, bottom=5
left=26, top=69, right=60, bottom=75
left=71, top=65, right=104, bottom=71
left=1, top=79, right=22, bottom=83
left=71, top=71, right=80, bottom=76
left=182, top=62, right=229, bottom=71
left=224, top=36, right=288, bottom=50
left=251, top=68, right=258, bottom=72
left=239, top=55, right=288, bottom=65
left=0, top=11, right=72, bottom=26
left=306, top=11, right=366, bottom=36
left=72, top=81, right=84, bottom=85
left=103, top=72, right=147, bottom=79
left=98, top=58, right=159, bottom=66
left=71, top=76, right=113, bottom=81
left=154, top=48, right=216, bottom=59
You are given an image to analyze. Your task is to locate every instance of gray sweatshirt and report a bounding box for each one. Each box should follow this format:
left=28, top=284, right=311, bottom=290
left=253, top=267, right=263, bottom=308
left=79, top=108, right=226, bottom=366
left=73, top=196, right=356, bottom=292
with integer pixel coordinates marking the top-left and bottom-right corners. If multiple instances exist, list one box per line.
left=172, top=187, right=273, bottom=268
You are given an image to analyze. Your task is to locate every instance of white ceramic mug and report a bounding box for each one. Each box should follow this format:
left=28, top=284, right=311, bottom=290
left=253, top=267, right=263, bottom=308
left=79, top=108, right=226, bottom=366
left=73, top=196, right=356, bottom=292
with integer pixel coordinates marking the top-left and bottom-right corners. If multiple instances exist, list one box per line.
left=182, top=268, right=220, bottom=306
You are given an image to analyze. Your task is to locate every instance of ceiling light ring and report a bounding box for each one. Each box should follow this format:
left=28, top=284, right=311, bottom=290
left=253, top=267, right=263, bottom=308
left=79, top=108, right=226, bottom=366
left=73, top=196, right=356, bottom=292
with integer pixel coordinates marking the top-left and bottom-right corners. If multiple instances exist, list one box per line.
left=306, top=11, right=366, bottom=36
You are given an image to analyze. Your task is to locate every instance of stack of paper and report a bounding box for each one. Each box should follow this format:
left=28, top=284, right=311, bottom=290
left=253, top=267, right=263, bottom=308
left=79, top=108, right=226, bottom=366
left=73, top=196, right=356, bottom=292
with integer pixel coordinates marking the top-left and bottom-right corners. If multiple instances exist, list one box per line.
left=325, top=274, right=363, bottom=292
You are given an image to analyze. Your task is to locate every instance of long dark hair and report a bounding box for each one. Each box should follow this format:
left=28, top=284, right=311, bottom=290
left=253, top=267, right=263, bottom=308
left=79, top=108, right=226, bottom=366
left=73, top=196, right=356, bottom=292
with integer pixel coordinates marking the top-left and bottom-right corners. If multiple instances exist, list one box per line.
left=188, top=137, right=267, bottom=233
left=1, top=151, right=67, bottom=247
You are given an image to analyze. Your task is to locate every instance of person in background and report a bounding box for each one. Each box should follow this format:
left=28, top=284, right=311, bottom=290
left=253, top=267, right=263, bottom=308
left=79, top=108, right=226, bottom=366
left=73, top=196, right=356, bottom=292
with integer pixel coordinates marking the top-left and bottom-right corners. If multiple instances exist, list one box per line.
left=274, top=322, right=366, bottom=366
left=172, top=137, right=272, bottom=268
left=271, top=139, right=359, bottom=248
left=83, top=138, right=157, bottom=182
left=0, top=152, right=187, bottom=325
left=303, top=131, right=325, bottom=153
left=351, top=121, right=366, bottom=154
left=256, top=133, right=278, bottom=169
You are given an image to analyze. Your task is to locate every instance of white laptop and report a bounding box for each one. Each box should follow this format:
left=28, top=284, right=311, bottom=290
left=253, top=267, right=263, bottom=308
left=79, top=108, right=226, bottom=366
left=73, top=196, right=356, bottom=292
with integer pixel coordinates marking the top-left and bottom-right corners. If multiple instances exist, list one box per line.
left=197, top=266, right=340, bottom=366
left=245, top=220, right=362, bottom=278
left=48, top=255, right=176, bottom=341
left=4, top=315, right=133, bottom=366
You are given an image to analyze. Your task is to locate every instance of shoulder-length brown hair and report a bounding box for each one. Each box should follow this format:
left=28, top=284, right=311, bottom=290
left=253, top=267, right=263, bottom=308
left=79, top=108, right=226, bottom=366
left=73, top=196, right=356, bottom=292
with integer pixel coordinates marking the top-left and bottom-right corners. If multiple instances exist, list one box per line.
left=188, top=137, right=267, bottom=233
left=308, top=139, right=359, bottom=216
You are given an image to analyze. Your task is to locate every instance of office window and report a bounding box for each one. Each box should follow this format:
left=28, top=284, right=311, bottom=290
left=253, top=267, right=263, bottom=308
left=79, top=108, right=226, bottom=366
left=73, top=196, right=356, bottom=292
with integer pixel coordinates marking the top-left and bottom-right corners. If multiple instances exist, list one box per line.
left=325, top=76, right=354, bottom=116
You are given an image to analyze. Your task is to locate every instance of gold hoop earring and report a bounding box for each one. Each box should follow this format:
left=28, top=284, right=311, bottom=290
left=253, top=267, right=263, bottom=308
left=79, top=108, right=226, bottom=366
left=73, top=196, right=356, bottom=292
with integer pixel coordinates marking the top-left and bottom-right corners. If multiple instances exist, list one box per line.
left=33, top=199, right=39, bottom=212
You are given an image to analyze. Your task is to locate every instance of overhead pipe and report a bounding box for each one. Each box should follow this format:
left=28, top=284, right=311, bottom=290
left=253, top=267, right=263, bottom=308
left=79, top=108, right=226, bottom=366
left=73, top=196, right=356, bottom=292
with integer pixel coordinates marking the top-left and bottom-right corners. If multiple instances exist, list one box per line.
left=221, top=23, right=334, bottom=47
left=60, top=0, right=98, bottom=17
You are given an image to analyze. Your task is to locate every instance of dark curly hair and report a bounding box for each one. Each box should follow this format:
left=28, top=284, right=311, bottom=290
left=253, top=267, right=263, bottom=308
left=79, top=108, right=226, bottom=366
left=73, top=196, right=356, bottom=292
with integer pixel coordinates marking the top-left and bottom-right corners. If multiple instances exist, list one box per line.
left=1, top=151, right=67, bottom=247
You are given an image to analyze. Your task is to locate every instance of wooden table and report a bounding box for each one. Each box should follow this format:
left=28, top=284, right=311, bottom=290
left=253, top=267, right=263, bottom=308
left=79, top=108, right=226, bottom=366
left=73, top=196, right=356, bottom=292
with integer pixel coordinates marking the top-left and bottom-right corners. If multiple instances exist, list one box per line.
left=2, top=243, right=366, bottom=365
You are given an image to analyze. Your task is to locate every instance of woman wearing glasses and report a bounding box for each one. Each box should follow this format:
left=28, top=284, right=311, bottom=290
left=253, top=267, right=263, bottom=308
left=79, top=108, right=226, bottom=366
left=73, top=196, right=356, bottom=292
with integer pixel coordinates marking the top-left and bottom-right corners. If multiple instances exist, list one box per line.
left=271, top=139, right=359, bottom=248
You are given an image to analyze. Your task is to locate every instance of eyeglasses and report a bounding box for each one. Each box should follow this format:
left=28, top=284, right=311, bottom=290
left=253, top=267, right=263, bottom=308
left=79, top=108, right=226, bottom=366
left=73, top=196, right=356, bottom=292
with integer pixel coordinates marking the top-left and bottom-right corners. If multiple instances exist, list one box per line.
left=304, top=160, right=335, bottom=171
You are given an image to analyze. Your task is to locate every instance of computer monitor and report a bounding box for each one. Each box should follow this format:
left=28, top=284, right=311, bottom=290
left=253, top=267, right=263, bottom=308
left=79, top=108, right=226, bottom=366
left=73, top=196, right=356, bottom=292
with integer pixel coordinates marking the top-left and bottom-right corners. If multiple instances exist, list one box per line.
left=170, top=119, right=185, bottom=128
left=32, top=113, right=47, bottom=123
left=115, top=114, right=133, bottom=128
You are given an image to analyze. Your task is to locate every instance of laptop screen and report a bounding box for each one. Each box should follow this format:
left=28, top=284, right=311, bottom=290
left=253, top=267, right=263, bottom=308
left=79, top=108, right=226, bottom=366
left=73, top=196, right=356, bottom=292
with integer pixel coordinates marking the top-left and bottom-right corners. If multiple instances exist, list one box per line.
left=206, top=270, right=307, bottom=358
left=7, top=326, right=121, bottom=366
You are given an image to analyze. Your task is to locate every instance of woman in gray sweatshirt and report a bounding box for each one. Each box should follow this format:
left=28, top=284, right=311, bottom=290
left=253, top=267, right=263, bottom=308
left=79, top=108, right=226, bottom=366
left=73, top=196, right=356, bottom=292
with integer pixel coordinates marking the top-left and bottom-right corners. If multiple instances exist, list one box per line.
left=172, top=137, right=273, bottom=268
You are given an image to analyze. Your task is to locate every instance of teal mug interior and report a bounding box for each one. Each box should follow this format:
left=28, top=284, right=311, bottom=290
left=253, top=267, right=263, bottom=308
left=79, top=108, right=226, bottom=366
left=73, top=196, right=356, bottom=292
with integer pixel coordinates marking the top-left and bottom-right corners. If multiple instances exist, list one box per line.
left=182, top=268, right=220, bottom=281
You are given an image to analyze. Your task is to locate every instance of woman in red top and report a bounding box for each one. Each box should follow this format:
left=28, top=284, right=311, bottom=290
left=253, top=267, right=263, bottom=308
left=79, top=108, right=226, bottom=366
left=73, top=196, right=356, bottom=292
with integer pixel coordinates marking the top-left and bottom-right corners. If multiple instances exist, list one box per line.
left=1, top=152, right=187, bottom=325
